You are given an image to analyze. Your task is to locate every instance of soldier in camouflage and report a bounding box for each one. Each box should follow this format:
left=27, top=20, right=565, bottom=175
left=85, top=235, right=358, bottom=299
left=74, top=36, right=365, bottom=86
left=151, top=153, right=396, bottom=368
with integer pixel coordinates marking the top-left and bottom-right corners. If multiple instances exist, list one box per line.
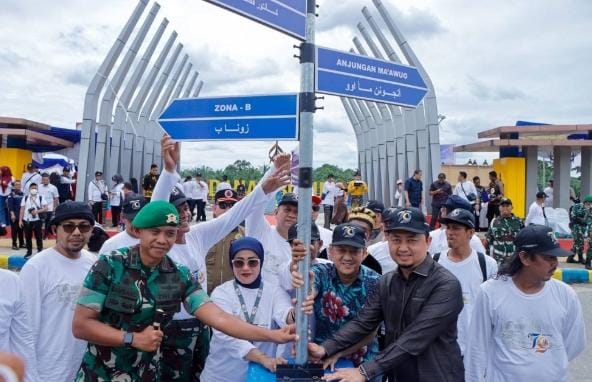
left=486, top=198, right=524, bottom=265
left=569, top=195, right=592, bottom=266
left=72, top=201, right=297, bottom=381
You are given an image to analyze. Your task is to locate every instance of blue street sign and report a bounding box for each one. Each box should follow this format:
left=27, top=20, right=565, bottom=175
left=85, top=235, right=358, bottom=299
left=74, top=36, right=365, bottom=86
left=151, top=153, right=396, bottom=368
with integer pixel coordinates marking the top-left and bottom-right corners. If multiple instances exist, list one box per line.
left=205, top=0, right=307, bottom=40
left=159, top=93, right=299, bottom=141
left=315, top=46, right=429, bottom=108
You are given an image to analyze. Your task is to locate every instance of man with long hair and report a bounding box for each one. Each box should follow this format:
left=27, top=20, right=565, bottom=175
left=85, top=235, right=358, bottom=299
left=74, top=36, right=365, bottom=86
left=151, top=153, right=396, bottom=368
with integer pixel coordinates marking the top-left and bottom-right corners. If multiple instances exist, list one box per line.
left=466, top=225, right=586, bottom=381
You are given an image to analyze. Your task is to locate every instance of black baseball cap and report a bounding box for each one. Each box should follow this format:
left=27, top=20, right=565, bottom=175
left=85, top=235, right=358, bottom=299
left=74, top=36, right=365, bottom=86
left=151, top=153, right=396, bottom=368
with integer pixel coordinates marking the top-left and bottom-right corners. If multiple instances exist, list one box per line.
left=536, top=191, right=547, bottom=199
left=383, top=207, right=430, bottom=234
left=444, top=195, right=472, bottom=212
left=278, top=192, right=298, bottom=207
left=513, top=225, right=571, bottom=257
left=500, top=198, right=512, bottom=205
left=169, top=186, right=188, bottom=207
left=215, top=188, right=238, bottom=202
left=331, top=223, right=366, bottom=249
left=287, top=222, right=321, bottom=242
left=122, top=194, right=147, bottom=219
left=26, top=162, right=37, bottom=170
left=95, top=171, right=103, bottom=176
left=366, top=200, right=385, bottom=214
left=439, top=208, right=476, bottom=229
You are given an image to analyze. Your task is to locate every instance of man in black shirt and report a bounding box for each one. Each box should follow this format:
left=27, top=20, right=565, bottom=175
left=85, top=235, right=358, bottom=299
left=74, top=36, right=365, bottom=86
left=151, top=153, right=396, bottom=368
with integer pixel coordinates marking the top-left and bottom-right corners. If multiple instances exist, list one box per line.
left=428, top=173, right=452, bottom=230
left=309, top=208, right=464, bottom=382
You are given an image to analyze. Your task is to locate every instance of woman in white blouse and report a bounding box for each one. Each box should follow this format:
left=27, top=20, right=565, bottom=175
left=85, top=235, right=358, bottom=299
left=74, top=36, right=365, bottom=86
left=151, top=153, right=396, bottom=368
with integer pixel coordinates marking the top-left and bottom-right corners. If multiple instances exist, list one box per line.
left=201, top=237, right=296, bottom=382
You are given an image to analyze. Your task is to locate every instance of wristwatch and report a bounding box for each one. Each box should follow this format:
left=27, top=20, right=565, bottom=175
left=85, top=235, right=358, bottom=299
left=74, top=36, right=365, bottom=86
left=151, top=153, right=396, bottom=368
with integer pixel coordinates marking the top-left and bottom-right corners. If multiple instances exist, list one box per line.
left=358, top=365, right=369, bottom=381
left=123, top=332, right=134, bottom=347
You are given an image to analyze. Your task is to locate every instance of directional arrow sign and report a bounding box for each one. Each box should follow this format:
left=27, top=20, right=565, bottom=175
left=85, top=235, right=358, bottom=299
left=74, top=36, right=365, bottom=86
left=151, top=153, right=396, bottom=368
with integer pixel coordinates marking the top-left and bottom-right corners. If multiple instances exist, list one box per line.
left=205, top=0, right=307, bottom=40
left=315, top=46, right=428, bottom=108
left=159, top=93, right=299, bottom=141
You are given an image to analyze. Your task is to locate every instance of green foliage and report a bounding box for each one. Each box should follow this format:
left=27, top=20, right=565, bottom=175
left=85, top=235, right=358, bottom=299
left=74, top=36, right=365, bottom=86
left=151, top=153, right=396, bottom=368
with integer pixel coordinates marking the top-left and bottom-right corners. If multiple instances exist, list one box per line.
left=313, top=164, right=356, bottom=183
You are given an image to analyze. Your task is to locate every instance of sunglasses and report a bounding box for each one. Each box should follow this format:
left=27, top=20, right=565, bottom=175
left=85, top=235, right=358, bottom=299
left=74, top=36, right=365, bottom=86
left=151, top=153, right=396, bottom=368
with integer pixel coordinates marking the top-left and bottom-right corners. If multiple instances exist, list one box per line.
left=232, top=258, right=260, bottom=268
left=312, top=205, right=320, bottom=212
left=60, top=223, right=93, bottom=234
left=218, top=202, right=236, bottom=209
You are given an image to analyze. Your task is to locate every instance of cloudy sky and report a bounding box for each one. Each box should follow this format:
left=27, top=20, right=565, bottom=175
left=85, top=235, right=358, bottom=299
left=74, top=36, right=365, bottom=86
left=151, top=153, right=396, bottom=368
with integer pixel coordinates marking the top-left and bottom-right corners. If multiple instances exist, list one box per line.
left=1, top=0, right=591, bottom=171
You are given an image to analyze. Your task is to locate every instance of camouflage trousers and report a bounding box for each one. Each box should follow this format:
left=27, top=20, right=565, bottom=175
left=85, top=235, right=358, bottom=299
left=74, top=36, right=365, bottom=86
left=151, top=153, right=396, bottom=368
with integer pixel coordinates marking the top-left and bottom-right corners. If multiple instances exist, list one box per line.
left=161, top=319, right=210, bottom=382
left=572, top=225, right=586, bottom=256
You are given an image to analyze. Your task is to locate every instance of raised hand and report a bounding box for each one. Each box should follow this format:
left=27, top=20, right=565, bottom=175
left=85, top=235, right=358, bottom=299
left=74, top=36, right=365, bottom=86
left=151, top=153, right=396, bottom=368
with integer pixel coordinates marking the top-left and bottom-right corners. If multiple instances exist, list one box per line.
left=262, top=162, right=291, bottom=195
left=161, top=134, right=180, bottom=172
left=272, top=152, right=291, bottom=170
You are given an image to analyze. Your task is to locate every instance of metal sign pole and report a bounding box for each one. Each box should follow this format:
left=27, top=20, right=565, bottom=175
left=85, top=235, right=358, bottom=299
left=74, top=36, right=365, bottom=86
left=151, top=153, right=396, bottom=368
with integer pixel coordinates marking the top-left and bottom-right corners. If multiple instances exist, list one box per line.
left=295, top=0, right=315, bottom=365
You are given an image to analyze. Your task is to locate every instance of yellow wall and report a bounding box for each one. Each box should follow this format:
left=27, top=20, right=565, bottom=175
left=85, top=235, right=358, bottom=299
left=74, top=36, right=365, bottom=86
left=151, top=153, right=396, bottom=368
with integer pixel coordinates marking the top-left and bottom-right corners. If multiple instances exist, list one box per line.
left=0, top=148, right=32, bottom=179
left=207, top=179, right=324, bottom=198
left=493, top=157, right=526, bottom=217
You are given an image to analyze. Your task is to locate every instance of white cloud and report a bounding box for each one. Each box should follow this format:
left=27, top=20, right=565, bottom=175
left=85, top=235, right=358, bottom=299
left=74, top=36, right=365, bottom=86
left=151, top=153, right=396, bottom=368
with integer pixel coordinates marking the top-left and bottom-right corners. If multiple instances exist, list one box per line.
left=0, top=0, right=591, bottom=173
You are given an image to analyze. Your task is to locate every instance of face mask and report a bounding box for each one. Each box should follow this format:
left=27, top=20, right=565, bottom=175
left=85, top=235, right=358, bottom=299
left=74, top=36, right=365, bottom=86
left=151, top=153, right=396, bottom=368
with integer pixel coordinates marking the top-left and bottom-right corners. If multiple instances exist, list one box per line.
left=30, top=189, right=38, bottom=195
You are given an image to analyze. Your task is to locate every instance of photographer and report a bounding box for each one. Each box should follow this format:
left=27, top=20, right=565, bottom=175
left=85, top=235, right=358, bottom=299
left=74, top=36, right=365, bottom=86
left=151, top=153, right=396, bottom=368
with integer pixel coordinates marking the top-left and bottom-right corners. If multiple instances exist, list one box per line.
left=18, top=182, right=47, bottom=258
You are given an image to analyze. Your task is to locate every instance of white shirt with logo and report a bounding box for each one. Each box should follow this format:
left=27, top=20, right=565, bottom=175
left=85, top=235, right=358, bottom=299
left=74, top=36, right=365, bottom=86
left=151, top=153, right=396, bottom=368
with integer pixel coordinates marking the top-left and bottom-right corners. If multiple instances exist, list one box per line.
left=21, top=172, right=42, bottom=196
left=436, top=250, right=498, bottom=355
left=19, top=248, right=97, bottom=382
left=428, top=227, right=486, bottom=256
left=465, top=278, right=586, bottom=382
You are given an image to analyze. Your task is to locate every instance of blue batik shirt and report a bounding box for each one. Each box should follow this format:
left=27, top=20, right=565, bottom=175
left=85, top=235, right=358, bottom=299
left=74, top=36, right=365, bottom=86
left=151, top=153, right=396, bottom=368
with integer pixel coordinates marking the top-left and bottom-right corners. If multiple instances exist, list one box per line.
left=312, top=263, right=381, bottom=366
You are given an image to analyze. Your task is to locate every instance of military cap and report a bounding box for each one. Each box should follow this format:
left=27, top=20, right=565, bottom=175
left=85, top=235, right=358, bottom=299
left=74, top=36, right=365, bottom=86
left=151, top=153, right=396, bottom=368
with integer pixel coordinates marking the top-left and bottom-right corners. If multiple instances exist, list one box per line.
left=215, top=188, right=238, bottom=202
left=132, top=200, right=180, bottom=229
left=583, top=195, right=592, bottom=203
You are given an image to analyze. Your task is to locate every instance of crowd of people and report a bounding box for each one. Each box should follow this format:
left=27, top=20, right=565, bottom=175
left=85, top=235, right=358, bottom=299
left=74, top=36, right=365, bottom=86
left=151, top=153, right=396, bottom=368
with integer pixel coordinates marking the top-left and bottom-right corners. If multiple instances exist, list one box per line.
left=0, top=137, right=588, bottom=382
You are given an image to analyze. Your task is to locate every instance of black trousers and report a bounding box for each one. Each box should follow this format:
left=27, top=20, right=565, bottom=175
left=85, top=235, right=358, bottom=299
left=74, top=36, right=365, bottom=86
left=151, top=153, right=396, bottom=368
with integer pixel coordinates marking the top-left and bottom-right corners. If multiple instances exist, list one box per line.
left=323, top=205, right=333, bottom=229
left=196, top=200, right=206, bottom=221
left=187, top=199, right=197, bottom=218
left=92, top=202, right=104, bottom=224
left=24, top=220, right=43, bottom=255
left=10, top=219, right=24, bottom=247
left=111, top=205, right=122, bottom=227
left=430, top=205, right=443, bottom=230
left=487, top=203, right=499, bottom=226
left=43, top=212, right=54, bottom=238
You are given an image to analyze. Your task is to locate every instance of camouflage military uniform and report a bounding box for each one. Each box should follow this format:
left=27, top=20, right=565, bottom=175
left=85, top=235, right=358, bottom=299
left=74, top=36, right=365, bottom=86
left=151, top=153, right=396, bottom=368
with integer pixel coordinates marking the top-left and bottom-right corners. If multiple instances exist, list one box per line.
left=486, top=214, right=524, bottom=264
left=206, top=226, right=245, bottom=295
left=75, top=245, right=210, bottom=381
left=569, top=202, right=589, bottom=263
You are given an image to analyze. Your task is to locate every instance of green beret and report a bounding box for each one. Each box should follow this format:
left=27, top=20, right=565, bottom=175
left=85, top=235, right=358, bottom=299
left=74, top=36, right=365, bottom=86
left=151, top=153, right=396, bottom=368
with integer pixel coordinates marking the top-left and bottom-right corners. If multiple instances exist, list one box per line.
left=132, top=200, right=180, bottom=229
left=584, top=195, right=592, bottom=203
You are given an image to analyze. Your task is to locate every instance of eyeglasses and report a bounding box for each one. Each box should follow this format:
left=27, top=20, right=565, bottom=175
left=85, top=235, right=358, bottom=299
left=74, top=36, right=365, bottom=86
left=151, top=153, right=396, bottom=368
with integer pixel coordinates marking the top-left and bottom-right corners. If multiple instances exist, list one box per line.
left=217, top=202, right=236, bottom=209
left=60, top=223, right=93, bottom=234
left=232, top=258, right=260, bottom=268
left=312, top=205, right=320, bottom=212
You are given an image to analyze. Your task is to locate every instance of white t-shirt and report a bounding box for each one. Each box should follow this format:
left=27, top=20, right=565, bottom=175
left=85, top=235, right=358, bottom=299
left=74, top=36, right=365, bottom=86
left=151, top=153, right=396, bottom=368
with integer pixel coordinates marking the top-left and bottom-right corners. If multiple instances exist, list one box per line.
left=195, top=180, right=209, bottom=200
left=544, top=187, right=554, bottom=207
left=454, top=181, right=478, bottom=203
left=38, top=184, right=59, bottom=212
left=167, top=241, right=207, bottom=320
left=109, top=183, right=124, bottom=207
left=99, top=230, right=138, bottom=255
left=201, top=280, right=292, bottom=382
left=216, top=181, right=232, bottom=192
left=0, top=269, right=38, bottom=382
left=435, top=250, right=498, bottom=354
left=21, top=172, right=42, bottom=196
left=428, top=227, right=486, bottom=256
left=367, top=241, right=398, bottom=274
left=20, top=194, right=48, bottom=222
left=19, top=248, right=97, bottom=382
left=466, top=278, right=586, bottom=382
left=322, top=181, right=337, bottom=206
left=318, top=225, right=333, bottom=251
left=525, top=202, right=546, bottom=226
